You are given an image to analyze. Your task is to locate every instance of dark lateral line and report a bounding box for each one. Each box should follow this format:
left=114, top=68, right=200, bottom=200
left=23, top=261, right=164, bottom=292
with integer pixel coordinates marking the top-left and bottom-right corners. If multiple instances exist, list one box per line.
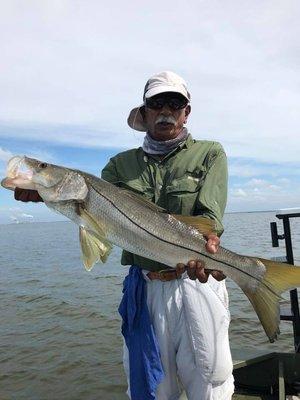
left=90, top=184, right=275, bottom=291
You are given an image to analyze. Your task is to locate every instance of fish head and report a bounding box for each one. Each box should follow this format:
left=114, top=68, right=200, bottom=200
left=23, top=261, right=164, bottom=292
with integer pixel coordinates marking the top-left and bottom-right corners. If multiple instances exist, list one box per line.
left=23, top=156, right=69, bottom=188
left=1, top=156, right=88, bottom=202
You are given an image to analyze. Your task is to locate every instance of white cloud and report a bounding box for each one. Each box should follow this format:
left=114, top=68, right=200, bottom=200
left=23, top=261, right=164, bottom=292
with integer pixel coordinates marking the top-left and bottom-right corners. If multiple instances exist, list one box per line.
left=0, top=202, right=63, bottom=224
left=243, top=178, right=284, bottom=192
left=8, top=207, right=21, bottom=212
left=21, top=213, right=34, bottom=219
left=246, top=178, right=268, bottom=187
left=0, top=1, right=299, bottom=163
left=232, top=188, right=247, bottom=198
left=6, top=209, right=34, bottom=223
left=0, top=1, right=299, bottom=216
left=229, top=159, right=300, bottom=179
left=229, top=162, right=265, bottom=178
left=227, top=174, right=300, bottom=212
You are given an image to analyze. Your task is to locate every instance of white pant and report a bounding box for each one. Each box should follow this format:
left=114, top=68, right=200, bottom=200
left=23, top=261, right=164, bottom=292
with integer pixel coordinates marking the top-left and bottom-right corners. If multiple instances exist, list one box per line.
left=123, top=273, right=234, bottom=400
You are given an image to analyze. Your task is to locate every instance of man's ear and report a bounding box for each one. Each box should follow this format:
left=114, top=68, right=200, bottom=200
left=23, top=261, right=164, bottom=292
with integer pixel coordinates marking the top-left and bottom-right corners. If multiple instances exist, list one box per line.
left=184, top=105, right=191, bottom=123
left=185, top=105, right=191, bottom=117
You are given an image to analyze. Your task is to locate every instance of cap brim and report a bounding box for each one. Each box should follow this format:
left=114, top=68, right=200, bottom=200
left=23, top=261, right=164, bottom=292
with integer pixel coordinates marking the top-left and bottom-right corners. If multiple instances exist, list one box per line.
left=144, top=85, right=190, bottom=100
left=127, top=105, right=147, bottom=132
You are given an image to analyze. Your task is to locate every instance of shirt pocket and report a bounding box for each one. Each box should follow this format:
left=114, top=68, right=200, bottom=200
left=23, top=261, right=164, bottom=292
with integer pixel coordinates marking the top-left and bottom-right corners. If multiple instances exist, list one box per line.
left=165, top=169, right=206, bottom=215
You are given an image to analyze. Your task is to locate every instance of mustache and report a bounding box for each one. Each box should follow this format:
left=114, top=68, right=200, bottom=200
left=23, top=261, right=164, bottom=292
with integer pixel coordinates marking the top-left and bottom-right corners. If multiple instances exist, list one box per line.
left=155, top=115, right=176, bottom=125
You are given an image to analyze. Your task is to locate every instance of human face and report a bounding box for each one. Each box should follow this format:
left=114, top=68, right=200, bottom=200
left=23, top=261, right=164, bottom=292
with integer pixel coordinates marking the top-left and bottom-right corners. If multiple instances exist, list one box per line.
left=143, top=92, right=191, bottom=141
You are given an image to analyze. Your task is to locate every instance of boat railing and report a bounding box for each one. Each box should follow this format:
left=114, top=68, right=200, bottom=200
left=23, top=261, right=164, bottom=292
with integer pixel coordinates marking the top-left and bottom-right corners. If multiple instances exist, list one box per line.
left=270, top=209, right=300, bottom=353
left=232, top=210, right=300, bottom=398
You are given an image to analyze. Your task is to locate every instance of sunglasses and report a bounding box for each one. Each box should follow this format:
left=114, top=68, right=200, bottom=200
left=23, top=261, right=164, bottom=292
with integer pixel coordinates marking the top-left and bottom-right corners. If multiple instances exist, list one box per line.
left=145, top=96, right=189, bottom=110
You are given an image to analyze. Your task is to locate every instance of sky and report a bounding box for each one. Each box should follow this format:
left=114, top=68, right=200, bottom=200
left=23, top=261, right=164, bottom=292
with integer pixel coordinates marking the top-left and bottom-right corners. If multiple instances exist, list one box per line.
left=0, top=0, right=299, bottom=223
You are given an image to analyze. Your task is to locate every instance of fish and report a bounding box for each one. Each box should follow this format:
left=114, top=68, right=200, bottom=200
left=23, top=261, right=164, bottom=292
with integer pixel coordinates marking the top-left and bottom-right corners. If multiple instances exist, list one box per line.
left=2, top=155, right=300, bottom=342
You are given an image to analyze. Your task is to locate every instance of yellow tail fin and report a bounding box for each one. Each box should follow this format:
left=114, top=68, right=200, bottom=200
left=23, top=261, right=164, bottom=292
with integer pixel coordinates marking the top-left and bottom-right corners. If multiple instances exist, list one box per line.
left=244, top=258, right=300, bottom=342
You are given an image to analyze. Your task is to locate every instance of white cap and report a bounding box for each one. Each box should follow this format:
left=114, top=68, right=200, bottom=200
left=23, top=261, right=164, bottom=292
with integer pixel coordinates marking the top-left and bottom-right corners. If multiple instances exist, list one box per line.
left=127, top=71, right=190, bottom=132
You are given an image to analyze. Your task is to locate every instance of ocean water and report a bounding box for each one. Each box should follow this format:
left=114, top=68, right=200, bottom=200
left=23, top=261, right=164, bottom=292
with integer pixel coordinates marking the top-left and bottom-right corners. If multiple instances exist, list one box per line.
left=0, top=212, right=299, bottom=400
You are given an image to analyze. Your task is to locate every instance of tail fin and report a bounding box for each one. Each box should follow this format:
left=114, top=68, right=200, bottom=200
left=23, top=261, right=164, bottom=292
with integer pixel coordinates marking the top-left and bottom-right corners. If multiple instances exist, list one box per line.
left=244, top=258, right=300, bottom=342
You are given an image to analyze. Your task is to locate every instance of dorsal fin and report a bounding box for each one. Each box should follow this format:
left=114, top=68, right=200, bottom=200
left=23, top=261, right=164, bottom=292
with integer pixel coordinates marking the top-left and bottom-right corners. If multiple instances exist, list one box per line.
left=172, top=215, right=216, bottom=236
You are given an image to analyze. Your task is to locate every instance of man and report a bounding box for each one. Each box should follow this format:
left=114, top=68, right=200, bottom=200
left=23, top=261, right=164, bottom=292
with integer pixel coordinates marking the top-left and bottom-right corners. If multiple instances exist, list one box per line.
left=15, top=71, right=234, bottom=399
left=101, top=71, right=234, bottom=400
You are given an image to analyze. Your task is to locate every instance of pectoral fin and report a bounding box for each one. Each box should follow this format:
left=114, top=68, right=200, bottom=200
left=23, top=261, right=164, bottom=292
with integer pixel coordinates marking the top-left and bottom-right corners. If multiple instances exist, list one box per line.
left=79, top=227, right=112, bottom=271
left=172, top=215, right=216, bottom=235
left=78, top=206, right=107, bottom=237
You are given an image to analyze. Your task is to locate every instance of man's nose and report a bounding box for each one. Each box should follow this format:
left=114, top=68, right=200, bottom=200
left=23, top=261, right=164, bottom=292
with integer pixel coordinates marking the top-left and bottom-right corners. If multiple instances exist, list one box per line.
left=159, top=104, right=173, bottom=114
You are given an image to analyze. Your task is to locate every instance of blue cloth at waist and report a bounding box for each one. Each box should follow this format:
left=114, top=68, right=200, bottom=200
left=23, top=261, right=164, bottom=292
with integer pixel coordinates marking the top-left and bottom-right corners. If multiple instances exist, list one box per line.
left=118, top=266, right=164, bottom=400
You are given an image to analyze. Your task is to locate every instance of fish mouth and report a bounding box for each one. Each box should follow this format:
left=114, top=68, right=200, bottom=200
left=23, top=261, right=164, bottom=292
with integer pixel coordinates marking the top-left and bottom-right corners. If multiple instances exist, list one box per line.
left=1, top=156, right=35, bottom=190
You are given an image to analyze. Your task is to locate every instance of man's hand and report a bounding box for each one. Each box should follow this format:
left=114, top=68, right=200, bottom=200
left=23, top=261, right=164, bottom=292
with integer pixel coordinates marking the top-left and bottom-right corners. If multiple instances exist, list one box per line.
left=14, top=188, right=43, bottom=202
left=176, top=233, right=226, bottom=282
left=205, top=233, right=220, bottom=254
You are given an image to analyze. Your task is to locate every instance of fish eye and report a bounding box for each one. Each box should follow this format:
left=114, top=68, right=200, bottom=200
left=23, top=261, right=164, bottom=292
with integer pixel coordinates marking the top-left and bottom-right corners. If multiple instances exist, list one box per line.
left=38, top=162, right=48, bottom=169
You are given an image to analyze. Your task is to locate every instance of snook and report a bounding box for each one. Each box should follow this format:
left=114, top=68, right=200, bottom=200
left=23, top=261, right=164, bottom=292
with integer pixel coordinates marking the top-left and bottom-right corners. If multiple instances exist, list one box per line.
left=2, top=156, right=300, bottom=342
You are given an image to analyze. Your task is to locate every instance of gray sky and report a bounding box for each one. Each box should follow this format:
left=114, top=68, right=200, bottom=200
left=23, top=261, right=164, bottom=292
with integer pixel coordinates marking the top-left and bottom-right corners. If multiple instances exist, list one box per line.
left=0, top=0, right=299, bottom=221
left=1, top=0, right=300, bottom=159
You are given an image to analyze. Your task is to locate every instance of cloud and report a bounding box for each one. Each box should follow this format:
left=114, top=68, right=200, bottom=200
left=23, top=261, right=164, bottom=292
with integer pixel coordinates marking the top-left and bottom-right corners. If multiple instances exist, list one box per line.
left=229, top=159, right=300, bottom=178
left=21, top=213, right=34, bottom=219
left=243, top=179, right=281, bottom=192
left=0, top=1, right=299, bottom=164
left=8, top=207, right=21, bottom=211
left=227, top=175, right=300, bottom=212
left=245, top=178, right=268, bottom=187
left=7, top=210, right=34, bottom=223
left=0, top=202, right=61, bottom=224
left=0, top=1, right=299, bottom=216
left=232, top=188, right=247, bottom=198
left=0, top=123, right=139, bottom=151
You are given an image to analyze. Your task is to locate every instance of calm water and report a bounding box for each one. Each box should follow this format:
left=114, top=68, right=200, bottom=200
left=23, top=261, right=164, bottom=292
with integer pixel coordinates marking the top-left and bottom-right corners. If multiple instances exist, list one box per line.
left=0, top=212, right=299, bottom=399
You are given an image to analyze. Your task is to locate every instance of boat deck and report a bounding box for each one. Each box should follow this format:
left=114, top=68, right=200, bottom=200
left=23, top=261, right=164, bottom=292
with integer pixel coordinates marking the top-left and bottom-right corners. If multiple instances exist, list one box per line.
left=232, top=349, right=300, bottom=399
left=178, top=349, right=300, bottom=399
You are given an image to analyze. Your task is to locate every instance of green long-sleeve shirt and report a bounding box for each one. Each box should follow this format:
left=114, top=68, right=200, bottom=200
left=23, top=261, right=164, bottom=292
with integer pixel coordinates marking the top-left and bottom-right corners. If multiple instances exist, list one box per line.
left=101, top=134, right=228, bottom=272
